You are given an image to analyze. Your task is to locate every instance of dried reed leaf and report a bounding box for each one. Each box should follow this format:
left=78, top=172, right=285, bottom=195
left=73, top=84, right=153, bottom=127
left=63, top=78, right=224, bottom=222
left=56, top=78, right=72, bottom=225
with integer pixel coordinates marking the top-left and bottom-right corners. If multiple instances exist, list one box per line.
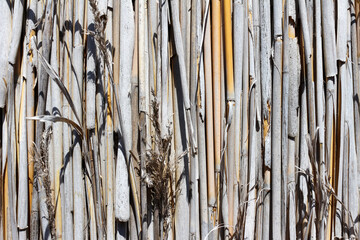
left=37, top=51, right=81, bottom=124
left=27, top=115, right=83, bottom=138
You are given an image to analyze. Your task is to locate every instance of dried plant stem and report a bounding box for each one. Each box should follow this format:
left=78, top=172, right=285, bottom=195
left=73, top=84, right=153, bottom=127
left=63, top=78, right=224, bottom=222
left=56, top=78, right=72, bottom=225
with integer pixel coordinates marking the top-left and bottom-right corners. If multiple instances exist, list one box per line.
left=62, top=0, right=74, bottom=238
left=271, top=0, right=282, bottom=238
left=169, top=0, right=196, bottom=153
left=7, top=0, right=24, bottom=239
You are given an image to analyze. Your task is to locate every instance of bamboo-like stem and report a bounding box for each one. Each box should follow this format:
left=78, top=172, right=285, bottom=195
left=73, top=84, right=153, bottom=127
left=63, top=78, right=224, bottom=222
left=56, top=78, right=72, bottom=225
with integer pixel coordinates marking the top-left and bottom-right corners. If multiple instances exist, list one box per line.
left=172, top=58, right=190, bottom=240
left=106, top=85, right=115, bottom=239
left=202, top=0, right=212, bottom=237
left=233, top=2, right=245, bottom=230
left=86, top=170, right=98, bottom=240
left=18, top=75, right=28, bottom=240
left=335, top=62, right=346, bottom=239
left=0, top=111, right=4, bottom=239
left=26, top=1, right=37, bottom=223
left=212, top=0, right=221, bottom=175
left=169, top=0, right=197, bottom=153
left=211, top=0, right=221, bottom=232
left=271, top=0, right=282, bottom=238
left=61, top=0, right=74, bottom=238
left=299, top=32, right=311, bottom=239
left=281, top=1, right=289, bottom=238
left=322, top=1, right=337, bottom=237
left=209, top=6, right=221, bottom=232
left=343, top=126, right=349, bottom=239
left=315, top=0, right=326, bottom=233
left=240, top=0, right=249, bottom=215
left=184, top=0, right=192, bottom=84
left=118, top=0, right=136, bottom=237
left=38, top=177, right=51, bottom=240
left=252, top=0, right=263, bottom=238
left=72, top=0, right=85, bottom=238
left=244, top=76, right=257, bottom=240
left=223, top=0, right=235, bottom=234
left=197, top=59, right=207, bottom=240
left=161, top=0, right=169, bottom=136
left=119, top=0, right=135, bottom=208
left=245, top=1, right=259, bottom=239
left=105, top=2, right=115, bottom=238
left=156, top=1, right=162, bottom=128
left=299, top=0, right=316, bottom=144
left=167, top=58, right=175, bottom=240
left=189, top=0, right=200, bottom=238
left=260, top=0, right=272, bottom=238
left=139, top=0, right=148, bottom=239
left=93, top=1, right=107, bottom=236
left=348, top=3, right=360, bottom=236
left=219, top=11, right=228, bottom=236
left=0, top=1, right=11, bottom=108
left=322, top=0, right=337, bottom=78
left=287, top=1, right=300, bottom=239
left=3, top=140, right=9, bottom=240
left=7, top=1, right=24, bottom=239
left=90, top=131, right=105, bottom=239
left=354, top=2, right=360, bottom=201
left=223, top=0, right=234, bottom=102
left=50, top=3, right=63, bottom=238
left=25, top=0, right=37, bottom=236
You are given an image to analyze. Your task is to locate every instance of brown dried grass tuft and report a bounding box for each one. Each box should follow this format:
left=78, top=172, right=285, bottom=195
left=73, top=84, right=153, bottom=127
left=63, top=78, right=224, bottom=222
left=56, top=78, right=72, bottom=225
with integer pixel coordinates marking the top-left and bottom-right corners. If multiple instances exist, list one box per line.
left=31, top=127, right=55, bottom=239
left=140, top=91, right=176, bottom=239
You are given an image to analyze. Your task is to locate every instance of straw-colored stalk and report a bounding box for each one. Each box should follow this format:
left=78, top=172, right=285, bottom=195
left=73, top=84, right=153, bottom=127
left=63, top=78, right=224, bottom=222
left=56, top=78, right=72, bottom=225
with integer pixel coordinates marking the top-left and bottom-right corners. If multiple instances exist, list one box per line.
left=161, top=0, right=169, bottom=135
left=321, top=0, right=337, bottom=237
left=25, top=0, right=37, bottom=221
left=118, top=0, right=135, bottom=227
left=106, top=85, right=115, bottom=239
left=105, top=2, right=115, bottom=238
left=18, top=72, right=28, bottom=240
left=146, top=0, right=158, bottom=238
left=223, top=0, right=235, bottom=234
left=169, top=0, right=196, bottom=153
left=189, top=0, right=200, bottom=238
left=245, top=1, right=260, bottom=239
left=61, top=0, right=74, bottom=239
left=86, top=168, right=98, bottom=240
left=281, top=1, right=289, bottom=238
left=0, top=111, right=4, bottom=238
left=251, top=0, right=263, bottom=238
left=298, top=32, right=311, bottom=239
left=314, top=0, right=327, bottom=237
left=7, top=0, right=25, bottom=239
left=50, top=2, right=63, bottom=238
left=271, top=0, right=282, bottom=238
left=95, top=3, right=107, bottom=238
left=287, top=1, right=300, bottom=239
left=0, top=15, right=11, bottom=239
left=240, top=0, right=249, bottom=222
left=212, top=0, right=221, bottom=175
left=354, top=1, right=360, bottom=198
left=73, top=0, right=85, bottom=238
left=260, top=0, right=272, bottom=238
left=172, top=59, right=190, bottom=240
left=24, top=0, right=38, bottom=238
left=349, top=2, right=360, bottom=236
left=0, top=1, right=11, bottom=108
left=139, top=0, right=148, bottom=239
left=202, top=0, right=212, bottom=237
left=211, top=0, right=222, bottom=233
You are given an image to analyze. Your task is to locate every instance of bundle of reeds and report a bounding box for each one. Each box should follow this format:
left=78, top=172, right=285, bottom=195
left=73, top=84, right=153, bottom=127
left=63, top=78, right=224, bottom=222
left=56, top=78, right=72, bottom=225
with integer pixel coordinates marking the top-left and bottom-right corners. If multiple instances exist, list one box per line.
left=1, top=0, right=360, bottom=239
